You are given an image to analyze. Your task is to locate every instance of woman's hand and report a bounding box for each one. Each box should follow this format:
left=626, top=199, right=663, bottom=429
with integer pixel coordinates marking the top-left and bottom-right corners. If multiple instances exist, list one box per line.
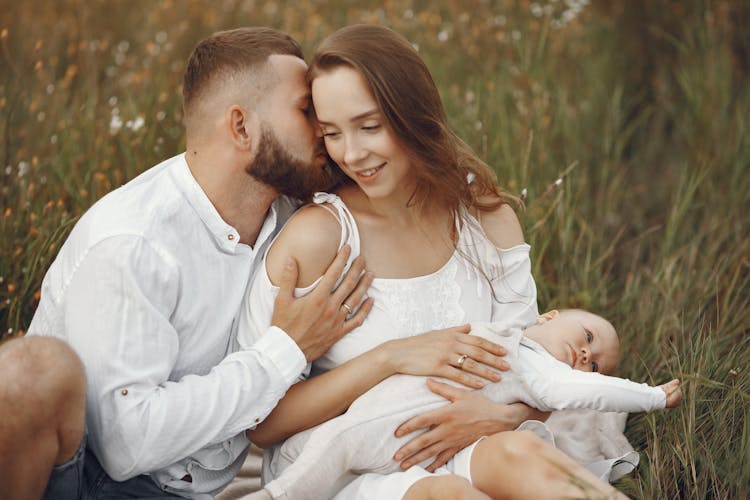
left=380, top=325, right=509, bottom=389
left=392, top=379, right=548, bottom=471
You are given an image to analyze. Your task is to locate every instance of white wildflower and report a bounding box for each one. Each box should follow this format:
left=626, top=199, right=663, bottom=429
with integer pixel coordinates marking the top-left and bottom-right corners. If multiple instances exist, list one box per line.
left=437, top=29, right=450, bottom=43
left=17, top=161, right=29, bottom=177
left=46, top=84, right=55, bottom=95
left=110, top=113, right=123, bottom=135
left=126, top=116, right=145, bottom=132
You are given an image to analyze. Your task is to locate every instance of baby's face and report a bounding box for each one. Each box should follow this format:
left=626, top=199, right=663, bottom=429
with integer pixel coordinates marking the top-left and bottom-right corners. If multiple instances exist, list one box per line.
left=525, top=310, right=620, bottom=374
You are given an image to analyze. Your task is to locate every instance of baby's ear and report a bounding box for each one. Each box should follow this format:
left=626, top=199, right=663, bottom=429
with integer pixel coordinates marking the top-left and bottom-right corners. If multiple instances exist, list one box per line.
left=537, top=310, right=559, bottom=324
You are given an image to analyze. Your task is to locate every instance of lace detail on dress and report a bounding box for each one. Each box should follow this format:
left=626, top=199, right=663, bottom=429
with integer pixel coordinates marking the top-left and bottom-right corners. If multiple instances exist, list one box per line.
left=373, top=258, right=465, bottom=337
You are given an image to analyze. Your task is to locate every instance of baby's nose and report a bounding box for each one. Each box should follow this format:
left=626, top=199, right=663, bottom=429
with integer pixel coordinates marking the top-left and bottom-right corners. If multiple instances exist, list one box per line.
left=580, top=348, right=590, bottom=362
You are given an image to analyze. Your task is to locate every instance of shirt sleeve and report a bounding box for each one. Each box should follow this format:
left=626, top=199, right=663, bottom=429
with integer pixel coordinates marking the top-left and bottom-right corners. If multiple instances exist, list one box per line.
left=519, top=347, right=666, bottom=413
left=490, top=245, right=539, bottom=329
left=63, top=235, right=306, bottom=481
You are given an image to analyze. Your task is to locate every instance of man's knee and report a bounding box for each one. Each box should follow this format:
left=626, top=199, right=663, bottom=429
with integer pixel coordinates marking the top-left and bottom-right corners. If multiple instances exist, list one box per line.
left=0, top=336, right=86, bottom=463
left=0, top=336, right=85, bottom=412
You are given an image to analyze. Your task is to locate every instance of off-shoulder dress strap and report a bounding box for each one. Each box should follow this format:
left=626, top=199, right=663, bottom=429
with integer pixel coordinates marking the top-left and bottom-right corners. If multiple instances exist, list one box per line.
left=311, top=191, right=361, bottom=275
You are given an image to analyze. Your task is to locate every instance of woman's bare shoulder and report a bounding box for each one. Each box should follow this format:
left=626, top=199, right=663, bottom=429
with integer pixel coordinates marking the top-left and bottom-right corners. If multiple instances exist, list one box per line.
left=475, top=202, right=525, bottom=249
left=266, top=204, right=343, bottom=288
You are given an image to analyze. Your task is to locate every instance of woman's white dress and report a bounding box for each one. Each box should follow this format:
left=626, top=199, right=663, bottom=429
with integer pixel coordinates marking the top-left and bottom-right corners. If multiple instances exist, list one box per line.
left=237, top=192, right=637, bottom=499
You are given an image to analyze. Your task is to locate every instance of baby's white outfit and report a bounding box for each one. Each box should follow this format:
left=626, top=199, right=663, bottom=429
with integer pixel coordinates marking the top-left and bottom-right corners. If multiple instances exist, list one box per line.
left=259, top=322, right=664, bottom=500
left=238, top=193, right=642, bottom=500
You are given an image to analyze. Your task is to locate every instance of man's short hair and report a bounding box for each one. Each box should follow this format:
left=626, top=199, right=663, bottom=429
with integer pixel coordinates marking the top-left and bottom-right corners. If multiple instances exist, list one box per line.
left=182, top=27, right=303, bottom=118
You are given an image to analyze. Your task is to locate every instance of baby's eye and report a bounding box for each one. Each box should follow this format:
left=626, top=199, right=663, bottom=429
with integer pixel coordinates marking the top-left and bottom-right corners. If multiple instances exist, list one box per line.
left=592, top=361, right=599, bottom=372
left=585, top=331, right=593, bottom=343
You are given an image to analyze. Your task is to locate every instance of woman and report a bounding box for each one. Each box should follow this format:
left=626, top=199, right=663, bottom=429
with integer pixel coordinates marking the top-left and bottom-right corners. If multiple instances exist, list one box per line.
left=239, top=25, right=624, bottom=499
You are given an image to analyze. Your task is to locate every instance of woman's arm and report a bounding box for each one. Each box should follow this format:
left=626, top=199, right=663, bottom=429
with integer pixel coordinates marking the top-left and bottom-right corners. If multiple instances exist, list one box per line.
left=249, top=206, right=510, bottom=448
left=390, top=202, right=544, bottom=471
left=475, top=201, right=525, bottom=249
left=392, top=380, right=547, bottom=471
left=250, top=327, right=511, bottom=448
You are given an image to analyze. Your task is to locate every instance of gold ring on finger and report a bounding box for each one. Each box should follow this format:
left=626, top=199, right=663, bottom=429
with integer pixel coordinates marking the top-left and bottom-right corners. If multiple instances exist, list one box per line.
left=456, top=354, right=469, bottom=370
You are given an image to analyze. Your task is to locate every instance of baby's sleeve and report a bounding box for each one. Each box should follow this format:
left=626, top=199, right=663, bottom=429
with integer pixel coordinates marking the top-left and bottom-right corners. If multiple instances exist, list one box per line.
left=521, top=348, right=666, bottom=413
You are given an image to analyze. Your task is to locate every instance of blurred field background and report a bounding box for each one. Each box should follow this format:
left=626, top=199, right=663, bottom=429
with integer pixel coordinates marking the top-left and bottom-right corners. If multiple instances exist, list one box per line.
left=1, top=0, right=748, bottom=497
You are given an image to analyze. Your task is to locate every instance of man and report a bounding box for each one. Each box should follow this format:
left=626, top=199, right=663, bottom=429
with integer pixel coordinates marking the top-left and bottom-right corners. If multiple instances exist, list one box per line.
left=0, top=28, right=371, bottom=499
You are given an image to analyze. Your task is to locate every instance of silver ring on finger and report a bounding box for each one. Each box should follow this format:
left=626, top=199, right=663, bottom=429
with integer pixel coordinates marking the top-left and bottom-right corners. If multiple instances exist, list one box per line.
left=341, top=303, right=352, bottom=314
left=456, top=354, right=469, bottom=370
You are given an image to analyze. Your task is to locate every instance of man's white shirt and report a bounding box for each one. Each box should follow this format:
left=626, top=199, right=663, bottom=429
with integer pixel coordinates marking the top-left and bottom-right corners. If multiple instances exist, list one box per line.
left=28, top=153, right=306, bottom=498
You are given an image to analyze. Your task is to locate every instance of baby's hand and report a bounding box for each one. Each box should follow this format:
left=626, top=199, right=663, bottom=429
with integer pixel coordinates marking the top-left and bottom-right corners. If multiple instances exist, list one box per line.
left=659, top=379, right=682, bottom=408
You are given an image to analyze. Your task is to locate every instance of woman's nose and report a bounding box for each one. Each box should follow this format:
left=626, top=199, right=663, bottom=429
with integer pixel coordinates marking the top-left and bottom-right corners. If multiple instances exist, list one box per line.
left=344, top=137, right=367, bottom=165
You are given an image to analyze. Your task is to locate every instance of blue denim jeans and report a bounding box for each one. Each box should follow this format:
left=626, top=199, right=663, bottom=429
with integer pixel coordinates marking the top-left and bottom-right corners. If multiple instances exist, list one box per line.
left=43, top=433, right=183, bottom=499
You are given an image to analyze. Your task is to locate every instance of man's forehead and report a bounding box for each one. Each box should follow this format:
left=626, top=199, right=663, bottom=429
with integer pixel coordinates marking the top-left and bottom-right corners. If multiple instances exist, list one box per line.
left=268, top=54, right=308, bottom=80
left=267, top=54, right=310, bottom=98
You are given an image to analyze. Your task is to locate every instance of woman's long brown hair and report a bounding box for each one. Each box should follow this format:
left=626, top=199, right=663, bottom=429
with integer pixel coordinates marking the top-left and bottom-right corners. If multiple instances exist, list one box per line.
left=308, top=24, right=514, bottom=221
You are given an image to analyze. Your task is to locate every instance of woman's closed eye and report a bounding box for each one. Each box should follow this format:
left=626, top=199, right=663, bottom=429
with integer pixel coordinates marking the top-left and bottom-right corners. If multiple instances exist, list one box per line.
left=362, top=123, right=381, bottom=132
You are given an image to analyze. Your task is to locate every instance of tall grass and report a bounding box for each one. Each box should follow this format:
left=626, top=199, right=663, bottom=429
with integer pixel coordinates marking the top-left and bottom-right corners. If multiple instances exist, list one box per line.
left=1, top=0, right=747, bottom=497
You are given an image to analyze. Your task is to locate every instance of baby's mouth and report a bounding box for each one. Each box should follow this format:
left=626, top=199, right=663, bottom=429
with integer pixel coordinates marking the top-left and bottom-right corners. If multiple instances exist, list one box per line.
left=568, top=344, right=577, bottom=367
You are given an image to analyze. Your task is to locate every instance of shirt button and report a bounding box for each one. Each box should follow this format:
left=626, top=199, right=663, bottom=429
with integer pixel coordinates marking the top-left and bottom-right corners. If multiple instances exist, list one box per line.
left=227, top=234, right=234, bottom=241
left=120, top=388, right=128, bottom=396
left=254, top=417, right=260, bottom=423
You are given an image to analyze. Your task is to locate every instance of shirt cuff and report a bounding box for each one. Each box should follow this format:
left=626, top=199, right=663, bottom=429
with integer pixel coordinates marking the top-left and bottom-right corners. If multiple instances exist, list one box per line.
left=254, top=326, right=307, bottom=386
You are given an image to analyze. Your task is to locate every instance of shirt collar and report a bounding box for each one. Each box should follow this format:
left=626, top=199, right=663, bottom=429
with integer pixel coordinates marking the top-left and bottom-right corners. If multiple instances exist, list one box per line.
left=170, top=153, right=283, bottom=254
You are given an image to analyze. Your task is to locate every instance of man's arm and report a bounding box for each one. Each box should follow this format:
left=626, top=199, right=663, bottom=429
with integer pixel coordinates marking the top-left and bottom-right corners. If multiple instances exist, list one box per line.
left=63, top=235, right=351, bottom=480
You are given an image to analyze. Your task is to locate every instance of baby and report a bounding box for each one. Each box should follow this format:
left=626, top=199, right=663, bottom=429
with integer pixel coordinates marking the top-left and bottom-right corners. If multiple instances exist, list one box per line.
left=258, top=310, right=682, bottom=500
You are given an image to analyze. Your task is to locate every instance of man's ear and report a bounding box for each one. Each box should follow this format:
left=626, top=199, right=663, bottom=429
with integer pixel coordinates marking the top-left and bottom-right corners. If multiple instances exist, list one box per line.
left=227, top=105, right=255, bottom=150
left=537, top=309, right=559, bottom=324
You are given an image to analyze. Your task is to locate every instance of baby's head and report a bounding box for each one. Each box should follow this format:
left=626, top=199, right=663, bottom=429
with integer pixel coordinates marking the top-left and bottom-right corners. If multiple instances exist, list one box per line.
left=523, top=309, right=620, bottom=375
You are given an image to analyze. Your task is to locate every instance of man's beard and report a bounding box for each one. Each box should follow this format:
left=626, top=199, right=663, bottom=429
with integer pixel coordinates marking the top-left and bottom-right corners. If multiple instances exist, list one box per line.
left=245, top=126, right=331, bottom=201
